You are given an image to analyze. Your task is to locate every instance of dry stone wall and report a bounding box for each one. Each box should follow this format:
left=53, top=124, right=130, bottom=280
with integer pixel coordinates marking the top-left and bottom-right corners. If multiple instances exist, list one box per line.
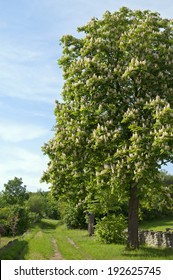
left=138, top=229, right=173, bottom=248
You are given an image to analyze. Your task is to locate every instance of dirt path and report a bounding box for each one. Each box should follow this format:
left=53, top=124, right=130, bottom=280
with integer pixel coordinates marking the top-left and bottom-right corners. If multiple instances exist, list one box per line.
left=51, top=238, right=64, bottom=260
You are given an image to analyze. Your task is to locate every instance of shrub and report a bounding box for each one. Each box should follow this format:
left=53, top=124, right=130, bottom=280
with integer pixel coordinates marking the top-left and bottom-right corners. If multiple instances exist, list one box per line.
left=0, top=205, right=31, bottom=236
left=95, top=215, right=127, bottom=244
left=64, top=204, right=87, bottom=229
left=2, top=206, right=30, bottom=236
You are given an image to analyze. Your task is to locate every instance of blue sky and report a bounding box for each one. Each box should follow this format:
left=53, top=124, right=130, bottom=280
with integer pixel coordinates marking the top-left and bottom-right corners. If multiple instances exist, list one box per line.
left=0, top=0, right=173, bottom=192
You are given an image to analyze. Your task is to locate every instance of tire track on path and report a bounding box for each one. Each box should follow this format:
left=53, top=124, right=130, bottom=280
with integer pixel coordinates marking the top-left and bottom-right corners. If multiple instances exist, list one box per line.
left=51, top=238, right=64, bottom=260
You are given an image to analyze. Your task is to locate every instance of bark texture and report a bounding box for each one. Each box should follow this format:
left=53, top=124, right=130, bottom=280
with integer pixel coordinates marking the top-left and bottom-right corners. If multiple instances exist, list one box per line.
left=88, top=213, right=94, bottom=236
left=127, top=184, right=139, bottom=249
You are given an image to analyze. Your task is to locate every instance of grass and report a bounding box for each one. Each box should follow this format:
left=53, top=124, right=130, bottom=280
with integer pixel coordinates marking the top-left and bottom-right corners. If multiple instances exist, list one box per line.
left=55, top=223, right=173, bottom=260
left=55, top=223, right=93, bottom=260
left=0, top=239, right=28, bottom=260
left=0, top=236, right=16, bottom=248
left=0, top=216, right=173, bottom=260
left=0, top=219, right=58, bottom=260
left=22, top=219, right=59, bottom=260
left=139, top=216, right=173, bottom=231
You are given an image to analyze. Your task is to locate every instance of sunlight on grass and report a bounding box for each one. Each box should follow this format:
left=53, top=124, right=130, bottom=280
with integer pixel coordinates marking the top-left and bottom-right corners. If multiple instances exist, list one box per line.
left=139, top=216, right=173, bottom=231
left=54, top=219, right=173, bottom=260
left=1, top=217, right=173, bottom=260
left=0, top=236, right=15, bottom=248
left=23, top=228, right=54, bottom=260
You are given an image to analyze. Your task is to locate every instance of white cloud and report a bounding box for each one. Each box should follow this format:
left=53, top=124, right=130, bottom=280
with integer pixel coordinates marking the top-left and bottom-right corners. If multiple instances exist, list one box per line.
left=0, top=60, right=61, bottom=104
left=0, top=147, right=45, bottom=172
left=0, top=39, right=62, bottom=103
left=0, top=121, right=49, bottom=142
left=0, top=43, right=43, bottom=63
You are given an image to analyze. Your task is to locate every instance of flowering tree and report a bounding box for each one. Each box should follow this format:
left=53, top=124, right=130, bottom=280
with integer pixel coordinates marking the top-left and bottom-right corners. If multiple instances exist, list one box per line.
left=42, top=7, right=173, bottom=248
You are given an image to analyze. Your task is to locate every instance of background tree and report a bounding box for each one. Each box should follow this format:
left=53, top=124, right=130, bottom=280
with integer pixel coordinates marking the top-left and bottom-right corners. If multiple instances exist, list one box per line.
left=3, top=177, right=29, bottom=205
left=27, top=189, right=60, bottom=220
left=140, top=171, right=173, bottom=220
left=42, top=7, right=173, bottom=249
left=0, top=178, right=30, bottom=236
left=27, top=191, right=46, bottom=218
left=0, top=192, right=6, bottom=208
left=45, top=191, right=60, bottom=220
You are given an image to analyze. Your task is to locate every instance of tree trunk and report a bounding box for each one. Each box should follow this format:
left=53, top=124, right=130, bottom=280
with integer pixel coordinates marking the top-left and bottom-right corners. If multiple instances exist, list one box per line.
left=127, top=183, right=139, bottom=249
left=88, top=213, right=94, bottom=236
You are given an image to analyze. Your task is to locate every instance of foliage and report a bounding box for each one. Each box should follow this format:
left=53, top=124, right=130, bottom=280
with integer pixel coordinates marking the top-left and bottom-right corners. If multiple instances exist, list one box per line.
left=0, top=205, right=30, bottom=236
left=27, top=190, right=60, bottom=220
left=3, top=177, right=29, bottom=205
left=42, top=7, right=173, bottom=248
left=45, top=192, right=60, bottom=219
left=94, top=215, right=127, bottom=244
left=27, top=192, right=46, bottom=218
left=0, top=206, right=10, bottom=223
left=7, top=206, right=30, bottom=236
left=0, top=192, right=6, bottom=208
left=63, top=203, right=87, bottom=229
left=140, top=171, right=173, bottom=220
left=0, top=178, right=32, bottom=236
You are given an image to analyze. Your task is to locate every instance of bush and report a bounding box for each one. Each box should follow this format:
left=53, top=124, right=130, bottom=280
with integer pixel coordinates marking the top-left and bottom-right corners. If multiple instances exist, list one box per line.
left=8, top=206, right=30, bottom=236
left=95, top=215, right=127, bottom=244
left=28, top=212, right=40, bottom=225
left=0, top=205, right=32, bottom=236
left=64, top=204, right=87, bottom=229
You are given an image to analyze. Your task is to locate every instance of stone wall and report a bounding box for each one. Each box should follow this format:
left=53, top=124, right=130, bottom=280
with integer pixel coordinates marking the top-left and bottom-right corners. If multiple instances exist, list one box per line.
left=139, top=229, right=173, bottom=248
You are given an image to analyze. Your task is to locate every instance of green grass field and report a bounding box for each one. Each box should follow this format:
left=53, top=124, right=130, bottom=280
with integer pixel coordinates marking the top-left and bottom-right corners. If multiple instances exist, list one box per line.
left=0, top=217, right=173, bottom=260
left=139, top=216, right=173, bottom=231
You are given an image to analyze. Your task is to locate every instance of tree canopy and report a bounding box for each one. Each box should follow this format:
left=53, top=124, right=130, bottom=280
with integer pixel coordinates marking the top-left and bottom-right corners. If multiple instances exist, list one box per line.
left=3, top=177, right=28, bottom=205
left=42, top=7, right=173, bottom=248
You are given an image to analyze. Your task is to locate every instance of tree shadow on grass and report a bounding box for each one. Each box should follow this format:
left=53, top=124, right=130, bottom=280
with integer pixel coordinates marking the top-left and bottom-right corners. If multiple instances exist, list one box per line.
left=0, top=239, right=28, bottom=260
left=139, top=216, right=173, bottom=231
left=122, top=246, right=173, bottom=260
left=37, top=219, right=64, bottom=234
left=38, top=220, right=58, bottom=230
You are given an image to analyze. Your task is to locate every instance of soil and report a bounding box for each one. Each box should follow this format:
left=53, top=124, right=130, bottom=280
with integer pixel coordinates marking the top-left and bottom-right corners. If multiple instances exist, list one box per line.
left=51, top=238, right=64, bottom=260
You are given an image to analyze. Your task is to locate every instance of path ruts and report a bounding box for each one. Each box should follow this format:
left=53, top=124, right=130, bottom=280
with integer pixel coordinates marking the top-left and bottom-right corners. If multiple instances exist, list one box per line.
left=51, top=238, right=64, bottom=260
